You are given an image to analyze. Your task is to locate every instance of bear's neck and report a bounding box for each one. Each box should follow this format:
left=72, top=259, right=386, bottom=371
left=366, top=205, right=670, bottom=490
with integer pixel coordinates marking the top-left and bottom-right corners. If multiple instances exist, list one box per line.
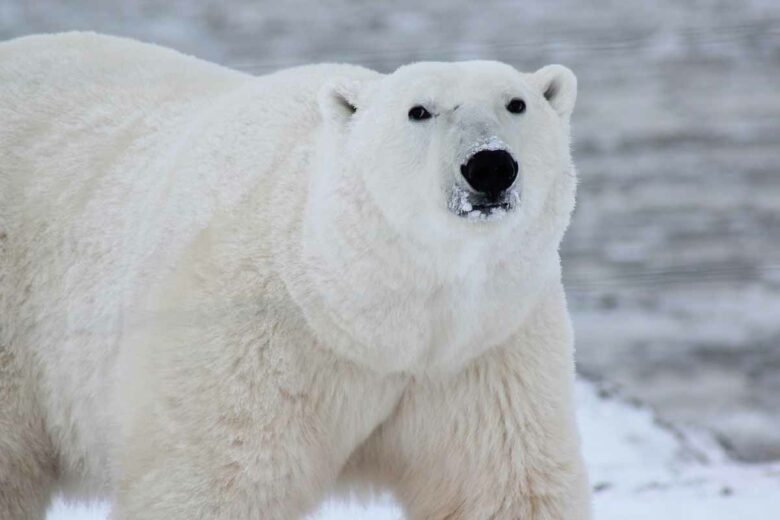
left=273, top=160, right=561, bottom=375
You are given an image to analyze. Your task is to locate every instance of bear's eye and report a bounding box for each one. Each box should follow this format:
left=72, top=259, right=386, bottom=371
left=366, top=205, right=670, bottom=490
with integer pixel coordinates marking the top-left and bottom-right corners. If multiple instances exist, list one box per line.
left=408, top=105, right=432, bottom=121
left=506, top=98, right=526, bottom=114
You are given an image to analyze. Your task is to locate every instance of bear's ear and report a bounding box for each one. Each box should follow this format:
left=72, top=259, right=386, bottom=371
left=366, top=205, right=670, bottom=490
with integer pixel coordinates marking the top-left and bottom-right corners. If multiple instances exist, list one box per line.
left=318, top=79, right=365, bottom=125
left=531, top=65, right=577, bottom=119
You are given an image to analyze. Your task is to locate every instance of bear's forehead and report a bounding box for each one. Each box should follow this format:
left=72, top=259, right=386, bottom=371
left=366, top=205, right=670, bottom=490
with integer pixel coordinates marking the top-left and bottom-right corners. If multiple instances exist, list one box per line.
left=386, top=61, right=527, bottom=99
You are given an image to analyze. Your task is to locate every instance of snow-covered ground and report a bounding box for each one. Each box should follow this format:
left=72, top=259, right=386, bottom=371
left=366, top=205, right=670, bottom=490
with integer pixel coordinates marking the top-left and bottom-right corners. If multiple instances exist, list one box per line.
left=49, top=379, right=780, bottom=520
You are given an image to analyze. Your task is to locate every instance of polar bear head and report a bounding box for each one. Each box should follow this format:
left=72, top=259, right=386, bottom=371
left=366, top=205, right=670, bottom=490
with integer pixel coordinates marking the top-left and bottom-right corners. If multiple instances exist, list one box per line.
left=316, top=61, right=576, bottom=257
left=304, top=61, right=578, bottom=372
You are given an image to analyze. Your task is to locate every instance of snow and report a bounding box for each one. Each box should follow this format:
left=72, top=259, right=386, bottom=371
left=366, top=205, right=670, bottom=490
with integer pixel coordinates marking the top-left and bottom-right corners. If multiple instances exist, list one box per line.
left=447, top=184, right=474, bottom=214
left=447, top=184, right=520, bottom=221
left=48, top=379, right=780, bottom=520
left=578, top=380, right=780, bottom=519
left=457, top=135, right=509, bottom=166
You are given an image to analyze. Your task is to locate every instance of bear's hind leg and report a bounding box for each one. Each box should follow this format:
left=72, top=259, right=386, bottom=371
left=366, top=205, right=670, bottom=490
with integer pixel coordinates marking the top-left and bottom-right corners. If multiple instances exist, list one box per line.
left=0, top=346, right=58, bottom=520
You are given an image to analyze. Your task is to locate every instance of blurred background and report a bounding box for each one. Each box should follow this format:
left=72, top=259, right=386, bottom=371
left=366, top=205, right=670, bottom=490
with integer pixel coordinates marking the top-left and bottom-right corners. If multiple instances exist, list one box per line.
left=2, top=0, right=778, bottom=467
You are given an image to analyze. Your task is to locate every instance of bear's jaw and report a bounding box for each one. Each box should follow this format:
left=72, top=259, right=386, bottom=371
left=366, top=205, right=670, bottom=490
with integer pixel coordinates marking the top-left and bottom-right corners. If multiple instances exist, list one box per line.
left=447, top=184, right=521, bottom=222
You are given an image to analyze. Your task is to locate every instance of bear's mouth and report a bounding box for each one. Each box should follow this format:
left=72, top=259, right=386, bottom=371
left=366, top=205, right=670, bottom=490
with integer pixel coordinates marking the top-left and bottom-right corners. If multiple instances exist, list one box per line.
left=447, top=185, right=520, bottom=221
left=469, top=200, right=511, bottom=213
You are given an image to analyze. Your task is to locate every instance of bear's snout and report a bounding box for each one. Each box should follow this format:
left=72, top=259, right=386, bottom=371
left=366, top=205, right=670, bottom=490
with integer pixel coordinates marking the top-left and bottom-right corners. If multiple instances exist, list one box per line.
left=460, top=149, right=518, bottom=199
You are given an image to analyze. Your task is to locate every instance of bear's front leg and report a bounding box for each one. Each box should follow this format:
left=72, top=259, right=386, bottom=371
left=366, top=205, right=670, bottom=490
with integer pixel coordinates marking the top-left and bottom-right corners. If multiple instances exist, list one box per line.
left=110, top=307, right=407, bottom=520
left=350, top=287, right=591, bottom=520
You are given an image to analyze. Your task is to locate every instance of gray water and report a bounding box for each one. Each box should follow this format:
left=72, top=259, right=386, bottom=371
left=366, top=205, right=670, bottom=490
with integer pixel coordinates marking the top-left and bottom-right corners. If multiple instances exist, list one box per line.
left=2, top=0, right=778, bottom=461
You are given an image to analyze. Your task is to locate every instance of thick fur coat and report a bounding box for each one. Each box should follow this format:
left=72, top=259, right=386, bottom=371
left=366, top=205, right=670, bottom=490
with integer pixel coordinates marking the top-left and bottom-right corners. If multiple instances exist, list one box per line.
left=0, top=33, right=591, bottom=519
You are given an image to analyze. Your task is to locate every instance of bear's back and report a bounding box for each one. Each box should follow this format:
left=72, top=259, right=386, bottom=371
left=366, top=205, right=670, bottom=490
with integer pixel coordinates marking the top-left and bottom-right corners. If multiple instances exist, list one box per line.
left=0, top=32, right=246, bottom=198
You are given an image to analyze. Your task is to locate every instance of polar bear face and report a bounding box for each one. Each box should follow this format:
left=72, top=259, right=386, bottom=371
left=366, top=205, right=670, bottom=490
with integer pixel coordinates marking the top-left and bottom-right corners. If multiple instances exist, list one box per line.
left=317, top=61, right=577, bottom=258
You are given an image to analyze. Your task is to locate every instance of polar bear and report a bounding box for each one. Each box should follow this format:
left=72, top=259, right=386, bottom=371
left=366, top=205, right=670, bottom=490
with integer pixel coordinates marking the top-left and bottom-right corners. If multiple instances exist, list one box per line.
left=0, top=32, right=590, bottom=519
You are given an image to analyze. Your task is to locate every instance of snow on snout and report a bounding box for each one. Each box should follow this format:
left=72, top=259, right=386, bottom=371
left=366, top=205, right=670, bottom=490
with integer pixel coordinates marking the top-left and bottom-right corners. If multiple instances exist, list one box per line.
left=457, top=135, right=510, bottom=166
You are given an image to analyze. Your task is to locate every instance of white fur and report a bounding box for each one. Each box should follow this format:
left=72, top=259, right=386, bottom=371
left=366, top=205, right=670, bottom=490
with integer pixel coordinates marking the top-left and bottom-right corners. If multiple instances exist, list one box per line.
left=0, top=32, right=590, bottom=519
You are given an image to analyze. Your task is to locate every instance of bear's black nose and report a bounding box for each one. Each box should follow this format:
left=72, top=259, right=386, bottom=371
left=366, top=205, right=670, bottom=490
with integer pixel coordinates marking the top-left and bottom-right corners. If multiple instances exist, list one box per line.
left=460, top=149, right=518, bottom=199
